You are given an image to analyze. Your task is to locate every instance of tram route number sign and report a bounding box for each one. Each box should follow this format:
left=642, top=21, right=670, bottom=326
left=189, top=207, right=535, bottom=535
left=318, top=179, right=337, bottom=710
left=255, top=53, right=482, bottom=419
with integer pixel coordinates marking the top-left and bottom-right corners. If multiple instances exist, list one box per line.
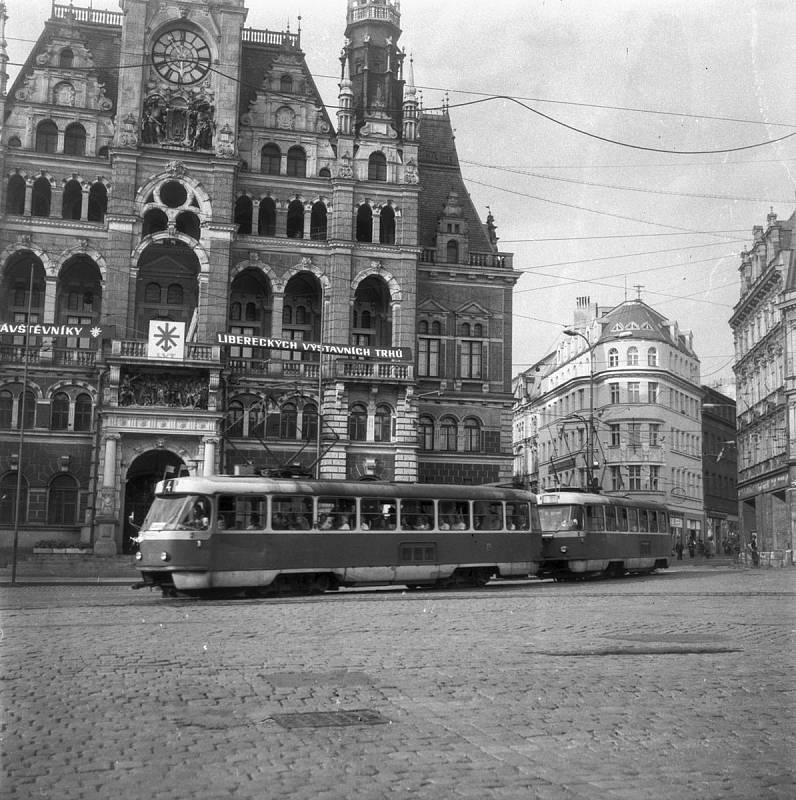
left=216, top=332, right=411, bottom=362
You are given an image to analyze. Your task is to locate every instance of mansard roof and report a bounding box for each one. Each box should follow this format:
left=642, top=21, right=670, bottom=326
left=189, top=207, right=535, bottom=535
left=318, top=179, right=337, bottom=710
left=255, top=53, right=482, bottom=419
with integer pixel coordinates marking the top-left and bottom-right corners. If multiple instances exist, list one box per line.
left=416, top=112, right=495, bottom=254
left=597, top=299, right=697, bottom=356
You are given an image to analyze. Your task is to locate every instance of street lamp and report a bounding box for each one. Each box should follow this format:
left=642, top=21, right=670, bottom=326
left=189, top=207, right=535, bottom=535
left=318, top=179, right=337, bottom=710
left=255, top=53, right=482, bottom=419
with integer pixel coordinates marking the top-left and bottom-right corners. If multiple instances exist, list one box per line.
left=563, top=328, right=598, bottom=491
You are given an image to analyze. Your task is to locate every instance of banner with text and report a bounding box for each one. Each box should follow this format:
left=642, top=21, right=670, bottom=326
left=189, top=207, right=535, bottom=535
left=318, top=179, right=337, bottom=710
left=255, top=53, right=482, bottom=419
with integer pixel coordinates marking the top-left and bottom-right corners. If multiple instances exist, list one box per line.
left=217, top=332, right=411, bottom=362
left=0, top=321, right=104, bottom=345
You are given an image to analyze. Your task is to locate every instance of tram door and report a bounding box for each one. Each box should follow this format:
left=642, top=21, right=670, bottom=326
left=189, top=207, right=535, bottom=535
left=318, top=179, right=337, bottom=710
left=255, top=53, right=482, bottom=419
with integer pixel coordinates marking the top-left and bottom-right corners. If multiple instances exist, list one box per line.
left=123, top=450, right=185, bottom=553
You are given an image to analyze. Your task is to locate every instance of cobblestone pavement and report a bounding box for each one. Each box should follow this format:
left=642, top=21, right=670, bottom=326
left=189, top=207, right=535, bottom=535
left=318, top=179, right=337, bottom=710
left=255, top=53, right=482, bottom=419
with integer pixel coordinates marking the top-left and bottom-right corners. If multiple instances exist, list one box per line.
left=1, top=565, right=793, bottom=800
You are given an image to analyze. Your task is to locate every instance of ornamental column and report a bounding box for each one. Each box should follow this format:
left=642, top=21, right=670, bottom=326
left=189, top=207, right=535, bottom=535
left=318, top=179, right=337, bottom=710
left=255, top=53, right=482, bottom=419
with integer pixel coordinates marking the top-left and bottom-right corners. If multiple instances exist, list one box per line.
left=94, top=433, right=120, bottom=555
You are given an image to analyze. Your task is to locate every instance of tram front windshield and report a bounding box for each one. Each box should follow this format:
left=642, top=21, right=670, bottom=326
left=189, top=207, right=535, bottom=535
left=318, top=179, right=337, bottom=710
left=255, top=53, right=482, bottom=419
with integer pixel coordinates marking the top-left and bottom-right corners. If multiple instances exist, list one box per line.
left=538, top=504, right=584, bottom=532
left=140, top=494, right=212, bottom=531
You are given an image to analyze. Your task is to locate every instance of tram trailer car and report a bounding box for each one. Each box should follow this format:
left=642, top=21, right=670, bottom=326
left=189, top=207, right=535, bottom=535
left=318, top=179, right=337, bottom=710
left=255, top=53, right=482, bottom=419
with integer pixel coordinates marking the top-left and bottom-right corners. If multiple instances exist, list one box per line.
left=134, top=476, right=542, bottom=595
left=537, top=489, right=671, bottom=579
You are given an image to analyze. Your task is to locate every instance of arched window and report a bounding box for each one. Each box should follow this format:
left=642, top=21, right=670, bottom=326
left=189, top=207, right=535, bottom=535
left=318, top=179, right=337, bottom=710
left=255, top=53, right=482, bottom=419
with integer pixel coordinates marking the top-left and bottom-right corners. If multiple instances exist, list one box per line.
left=379, top=205, right=395, bottom=244
left=258, top=197, right=277, bottom=236
left=319, top=167, right=331, bottom=178
left=176, top=211, right=200, bottom=239
left=302, top=403, right=318, bottom=442
left=473, top=323, right=483, bottom=337
left=440, top=416, right=458, bottom=451
left=145, top=282, right=161, bottom=303
left=356, top=204, right=372, bottom=242
left=280, top=75, right=293, bottom=93
left=234, top=195, right=253, bottom=235
left=142, top=208, right=168, bottom=236
left=7, top=175, right=26, bottom=215
left=87, top=182, right=107, bottom=222
left=62, top=179, right=82, bottom=220
left=63, top=123, right=86, bottom=156
left=310, top=201, right=328, bottom=240
left=261, top=143, right=281, bottom=175
left=245, top=302, right=257, bottom=322
left=8, top=136, right=21, bottom=148
left=59, top=48, right=74, bottom=68
left=167, top=284, right=184, bottom=304
left=51, top=392, right=70, bottom=430
left=0, top=473, right=27, bottom=524
left=227, top=401, right=244, bottom=437
left=35, top=120, right=58, bottom=153
left=286, top=146, right=307, bottom=178
left=48, top=474, right=79, bottom=525
left=230, top=302, right=242, bottom=321
left=280, top=403, right=297, bottom=440
left=368, top=152, right=387, bottom=181
left=608, top=348, right=619, bottom=367
left=461, top=323, right=471, bottom=337
left=463, top=418, right=482, bottom=452
left=0, top=391, right=13, bottom=429
left=348, top=403, right=367, bottom=441
left=627, top=346, right=639, bottom=366
left=18, top=390, right=36, bottom=429
left=374, top=404, right=392, bottom=442
left=31, top=177, right=51, bottom=217
left=446, top=240, right=459, bottom=263
left=418, top=416, right=434, bottom=450
left=286, top=199, right=304, bottom=238
left=648, top=347, right=658, bottom=367
left=74, top=393, right=92, bottom=431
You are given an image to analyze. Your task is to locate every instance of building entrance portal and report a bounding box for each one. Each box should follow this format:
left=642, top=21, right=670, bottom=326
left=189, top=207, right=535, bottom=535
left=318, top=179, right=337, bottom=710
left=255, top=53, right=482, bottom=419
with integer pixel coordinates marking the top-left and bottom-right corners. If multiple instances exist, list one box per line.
left=122, top=450, right=185, bottom=553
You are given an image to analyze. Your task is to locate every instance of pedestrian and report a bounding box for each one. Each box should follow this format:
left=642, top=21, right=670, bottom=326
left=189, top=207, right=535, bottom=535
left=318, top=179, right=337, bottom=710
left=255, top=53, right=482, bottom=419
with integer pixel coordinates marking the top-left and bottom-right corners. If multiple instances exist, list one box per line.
left=687, top=537, right=695, bottom=559
left=675, top=538, right=684, bottom=561
left=750, top=534, right=759, bottom=567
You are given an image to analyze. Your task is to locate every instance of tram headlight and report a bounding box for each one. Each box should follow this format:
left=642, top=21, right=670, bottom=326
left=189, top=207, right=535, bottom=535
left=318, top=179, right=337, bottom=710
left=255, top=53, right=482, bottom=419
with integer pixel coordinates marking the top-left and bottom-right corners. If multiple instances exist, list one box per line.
left=560, top=546, right=568, bottom=554
left=135, top=552, right=142, bottom=561
left=160, top=552, right=170, bottom=562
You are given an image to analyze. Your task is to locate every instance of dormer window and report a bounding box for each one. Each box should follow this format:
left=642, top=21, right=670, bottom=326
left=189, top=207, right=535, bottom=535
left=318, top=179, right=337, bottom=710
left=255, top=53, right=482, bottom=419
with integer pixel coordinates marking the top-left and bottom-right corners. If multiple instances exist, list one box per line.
left=446, top=240, right=459, bottom=263
left=59, top=48, right=74, bottom=68
left=280, top=75, right=293, bottom=93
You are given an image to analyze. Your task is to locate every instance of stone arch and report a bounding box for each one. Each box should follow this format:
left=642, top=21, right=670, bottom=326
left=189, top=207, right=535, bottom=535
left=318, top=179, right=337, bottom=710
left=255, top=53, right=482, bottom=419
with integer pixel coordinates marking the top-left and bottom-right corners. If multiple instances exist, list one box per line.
left=280, top=260, right=330, bottom=297
left=135, top=167, right=212, bottom=217
left=230, top=258, right=281, bottom=291
left=48, top=379, right=97, bottom=401
left=0, top=378, right=45, bottom=401
left=130, top=232, right=211, bottom=274
left=56, top=243, right=108, bottom=283
left=351, top=263, right=402, bottom=304
left=0, top=243, right=55, bottom=278
left=30, top=170, right=58, bottom=188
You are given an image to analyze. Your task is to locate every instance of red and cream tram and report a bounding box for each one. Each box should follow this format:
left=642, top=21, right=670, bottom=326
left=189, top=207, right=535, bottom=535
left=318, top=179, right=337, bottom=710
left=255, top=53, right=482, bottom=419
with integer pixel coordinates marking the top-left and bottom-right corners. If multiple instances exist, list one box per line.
left=134, top=476, right=541, bottom=595
left=537, top=489, right=671, bottom=579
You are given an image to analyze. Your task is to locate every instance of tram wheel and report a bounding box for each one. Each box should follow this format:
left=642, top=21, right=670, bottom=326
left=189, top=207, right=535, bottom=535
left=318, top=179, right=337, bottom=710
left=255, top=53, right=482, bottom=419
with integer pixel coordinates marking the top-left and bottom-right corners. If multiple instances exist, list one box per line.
left=312, top=574, right=331, bottom=593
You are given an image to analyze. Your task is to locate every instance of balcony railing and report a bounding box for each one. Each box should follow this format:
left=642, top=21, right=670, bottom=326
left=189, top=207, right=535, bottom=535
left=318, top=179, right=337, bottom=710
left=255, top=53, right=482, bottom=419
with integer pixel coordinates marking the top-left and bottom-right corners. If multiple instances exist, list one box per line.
left=110, top=340, right=221, bottom=364
left=0, top=344, right=96, bottom=367
left=227, top=358, right=320, bottom=380
left=52, top=2, right=122, bottom=26
left=242, top=27, right=300, bottom=48
left=419, top=249, right=513, bottom=269
left=334, top=359, right=413, bottom=381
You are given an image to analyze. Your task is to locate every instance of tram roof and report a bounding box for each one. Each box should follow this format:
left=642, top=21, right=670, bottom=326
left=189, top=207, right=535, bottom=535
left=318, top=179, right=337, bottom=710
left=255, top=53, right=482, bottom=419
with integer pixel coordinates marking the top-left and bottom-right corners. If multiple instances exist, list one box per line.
left=538, top=490, right=668, bottom=509
left=156, top=476, right=535, bottom=502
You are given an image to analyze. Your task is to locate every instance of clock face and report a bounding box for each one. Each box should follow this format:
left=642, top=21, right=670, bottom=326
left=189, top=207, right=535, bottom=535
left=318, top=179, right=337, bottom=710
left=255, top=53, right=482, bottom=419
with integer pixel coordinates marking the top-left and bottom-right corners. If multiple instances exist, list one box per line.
left=151, top=29, right=211, bottom=85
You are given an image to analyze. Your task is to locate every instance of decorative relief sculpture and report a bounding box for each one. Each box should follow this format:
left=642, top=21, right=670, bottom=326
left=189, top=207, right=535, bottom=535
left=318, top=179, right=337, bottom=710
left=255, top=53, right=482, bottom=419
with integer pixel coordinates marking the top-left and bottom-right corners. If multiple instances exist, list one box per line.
left=119, top=373, right=208, bottom=409
left=141, top=94, right=216, bottom=150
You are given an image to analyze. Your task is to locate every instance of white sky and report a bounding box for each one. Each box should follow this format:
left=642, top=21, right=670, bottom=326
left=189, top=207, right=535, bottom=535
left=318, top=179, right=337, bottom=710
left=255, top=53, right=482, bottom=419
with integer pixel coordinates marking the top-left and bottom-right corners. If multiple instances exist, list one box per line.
left=6, top=0, right=796, bottom=395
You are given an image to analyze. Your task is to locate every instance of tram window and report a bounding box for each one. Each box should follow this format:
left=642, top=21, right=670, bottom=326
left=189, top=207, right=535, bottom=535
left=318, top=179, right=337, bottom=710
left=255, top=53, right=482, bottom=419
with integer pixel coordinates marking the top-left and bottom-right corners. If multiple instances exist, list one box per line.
left=164, top=495, right=211, bottom=530
left=616, top=506, right=629, bottom=532
left=604, top=506, right=618, bottom=531
left=639, top=509, right=649, bottom=532
left=627, top=508, right=639, bottom=531
left=399, top=499, right=434, bottom=530
left=360, top=497, right=396, bottom=529
left=216, top=495, right=266, bottom=530
left=474, top=501, right=503, bottom=530
left=659, top=511, right=668, bottom=531
left=438, top=500, right=469, bottom=530
left=317, top=497, right=355, bottom=530
left=506, top=502, right=531, bottom=531
left=272, top=495, right=313, bottom=530
left=649, top=511, right=659, bottom=532
left=586, top=505, right=605, bottom=531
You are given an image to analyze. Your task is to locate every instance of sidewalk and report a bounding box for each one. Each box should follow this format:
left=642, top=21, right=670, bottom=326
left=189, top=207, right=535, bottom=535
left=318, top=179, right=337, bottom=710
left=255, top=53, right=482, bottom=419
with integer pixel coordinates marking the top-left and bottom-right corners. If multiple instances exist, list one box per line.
left=0, top=552, right=139, bottom=585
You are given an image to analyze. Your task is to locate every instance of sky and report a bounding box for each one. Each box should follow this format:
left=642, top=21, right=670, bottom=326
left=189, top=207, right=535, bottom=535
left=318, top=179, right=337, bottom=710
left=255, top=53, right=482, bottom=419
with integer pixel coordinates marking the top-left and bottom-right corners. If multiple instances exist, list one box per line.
left=6, top=0, right=796, bottom=396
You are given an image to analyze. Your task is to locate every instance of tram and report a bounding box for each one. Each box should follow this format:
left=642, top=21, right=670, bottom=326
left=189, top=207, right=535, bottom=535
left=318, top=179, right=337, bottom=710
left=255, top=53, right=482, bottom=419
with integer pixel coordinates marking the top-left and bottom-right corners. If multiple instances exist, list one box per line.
left=537, top=488, right=671, bottom=579
left=134, top=475, right=541, bottom=595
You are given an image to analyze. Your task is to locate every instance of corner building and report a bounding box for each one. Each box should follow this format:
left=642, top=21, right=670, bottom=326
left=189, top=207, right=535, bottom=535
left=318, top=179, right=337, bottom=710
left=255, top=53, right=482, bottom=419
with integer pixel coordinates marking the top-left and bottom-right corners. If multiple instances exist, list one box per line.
left=0, top=0, right=520, bottom=554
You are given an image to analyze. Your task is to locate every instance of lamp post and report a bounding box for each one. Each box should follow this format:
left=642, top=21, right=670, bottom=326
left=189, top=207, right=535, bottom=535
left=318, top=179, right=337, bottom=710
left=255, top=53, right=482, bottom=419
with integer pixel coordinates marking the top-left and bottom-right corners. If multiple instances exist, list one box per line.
left=563, top=328, right=597, bottom=491
left=11, top=265, right=35, bottom=584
